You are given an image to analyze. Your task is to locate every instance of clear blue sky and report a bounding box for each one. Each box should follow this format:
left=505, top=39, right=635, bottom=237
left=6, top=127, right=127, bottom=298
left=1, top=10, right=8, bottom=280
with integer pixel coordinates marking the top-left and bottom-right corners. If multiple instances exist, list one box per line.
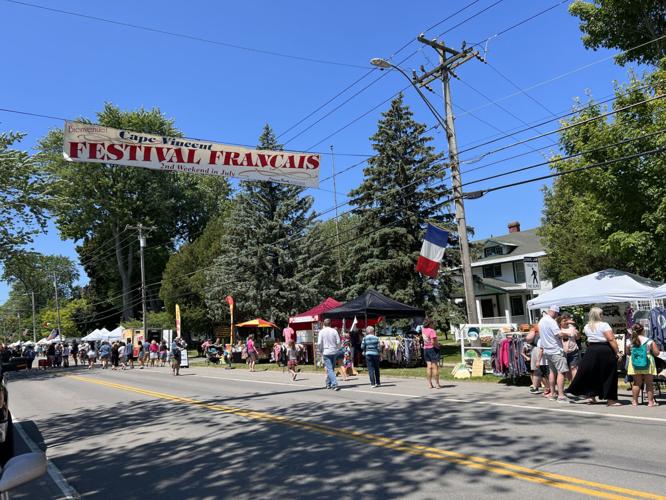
left=0, top=0, right=645, bottom=302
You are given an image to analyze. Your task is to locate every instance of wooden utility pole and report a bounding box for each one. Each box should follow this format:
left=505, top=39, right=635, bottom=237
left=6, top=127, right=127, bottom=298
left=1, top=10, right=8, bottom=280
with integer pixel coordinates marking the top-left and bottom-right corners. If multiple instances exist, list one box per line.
left=126, top=224, right=156, bottom=340
left=414, top=35, right=481, bottom=324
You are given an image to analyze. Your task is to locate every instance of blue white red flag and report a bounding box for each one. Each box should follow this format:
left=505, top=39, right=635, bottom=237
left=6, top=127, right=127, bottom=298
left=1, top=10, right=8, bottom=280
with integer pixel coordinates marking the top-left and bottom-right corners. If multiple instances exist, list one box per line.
left=416, top=224, right=449, bottom=278
left=47, top=329, right=59, bottom=340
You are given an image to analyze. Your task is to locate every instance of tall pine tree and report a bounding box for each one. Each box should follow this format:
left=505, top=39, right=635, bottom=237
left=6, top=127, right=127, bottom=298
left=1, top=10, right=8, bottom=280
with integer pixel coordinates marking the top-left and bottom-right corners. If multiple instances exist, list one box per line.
left=206, top=125, right=318, bottom=324
left=346, top=94, right=457, bottom=309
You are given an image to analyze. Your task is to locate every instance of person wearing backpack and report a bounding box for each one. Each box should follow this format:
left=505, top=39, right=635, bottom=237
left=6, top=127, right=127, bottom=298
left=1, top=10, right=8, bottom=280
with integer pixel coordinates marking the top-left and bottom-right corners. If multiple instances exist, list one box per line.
left=626, top=323, right=660, bottom=407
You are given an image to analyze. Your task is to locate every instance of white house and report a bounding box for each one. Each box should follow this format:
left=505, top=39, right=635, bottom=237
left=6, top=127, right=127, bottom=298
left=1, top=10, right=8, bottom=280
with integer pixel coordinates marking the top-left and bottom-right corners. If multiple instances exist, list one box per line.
left=456, top=222, right=552, bottom=325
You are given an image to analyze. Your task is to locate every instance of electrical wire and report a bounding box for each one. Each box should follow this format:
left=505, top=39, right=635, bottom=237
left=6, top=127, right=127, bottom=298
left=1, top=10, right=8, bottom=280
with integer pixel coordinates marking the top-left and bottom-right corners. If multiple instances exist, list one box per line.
left=2, top=0, right=368, bottom=70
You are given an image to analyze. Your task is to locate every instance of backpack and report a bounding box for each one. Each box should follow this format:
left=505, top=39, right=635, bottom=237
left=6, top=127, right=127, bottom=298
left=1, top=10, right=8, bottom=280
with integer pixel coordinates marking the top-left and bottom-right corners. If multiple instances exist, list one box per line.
left=631, top=341, right=649, bottom=371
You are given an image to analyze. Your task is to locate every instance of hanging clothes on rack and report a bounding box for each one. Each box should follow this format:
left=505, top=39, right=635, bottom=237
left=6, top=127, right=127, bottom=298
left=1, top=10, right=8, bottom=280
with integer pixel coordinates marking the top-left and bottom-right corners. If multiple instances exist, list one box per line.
left=649, top=307, right=666, bottom=349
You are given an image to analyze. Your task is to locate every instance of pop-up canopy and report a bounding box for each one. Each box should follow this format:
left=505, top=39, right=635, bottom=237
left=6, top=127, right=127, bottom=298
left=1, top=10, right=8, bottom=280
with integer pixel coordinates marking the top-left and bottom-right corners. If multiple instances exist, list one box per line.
left=652, top=284, right=666, bottom=299
left=289, top=298, right=343, bottom=325
left=236, top=318, right=278, bottom=328
left=527, top=269, right=661, bottom=310
left=323, top=290, right=425, bottom=320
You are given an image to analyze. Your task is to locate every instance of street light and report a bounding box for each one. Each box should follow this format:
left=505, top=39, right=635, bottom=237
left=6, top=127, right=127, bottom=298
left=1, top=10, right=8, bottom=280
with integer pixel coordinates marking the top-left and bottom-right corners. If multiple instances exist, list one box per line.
left=370, top=58, right=449, bottom=133
left=370, top=56, right=479, bottom=323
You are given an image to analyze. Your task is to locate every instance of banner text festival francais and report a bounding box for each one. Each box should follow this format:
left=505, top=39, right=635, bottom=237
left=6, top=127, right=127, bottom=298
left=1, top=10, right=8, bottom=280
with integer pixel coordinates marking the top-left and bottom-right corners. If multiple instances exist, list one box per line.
left=62, top=121, right=320, bottom=187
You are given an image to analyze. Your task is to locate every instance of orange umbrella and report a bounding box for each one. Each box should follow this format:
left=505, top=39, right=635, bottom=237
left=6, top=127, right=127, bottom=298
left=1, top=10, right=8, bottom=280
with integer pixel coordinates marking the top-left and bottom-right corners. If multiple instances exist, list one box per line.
left=235, top=318, right=278, bottom=328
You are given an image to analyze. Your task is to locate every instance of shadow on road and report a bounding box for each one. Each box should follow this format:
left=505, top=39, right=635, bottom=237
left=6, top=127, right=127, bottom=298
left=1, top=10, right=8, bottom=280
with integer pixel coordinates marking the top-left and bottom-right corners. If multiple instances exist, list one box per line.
left=20, top=382, right=596, bottom=499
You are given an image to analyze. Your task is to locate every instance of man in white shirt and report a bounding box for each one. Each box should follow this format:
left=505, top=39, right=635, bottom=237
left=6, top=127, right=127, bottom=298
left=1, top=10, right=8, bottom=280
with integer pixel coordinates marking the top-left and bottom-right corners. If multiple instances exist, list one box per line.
left=317, top=318, right=341, bottom=391
left=538, top=305, right=570, bottom=403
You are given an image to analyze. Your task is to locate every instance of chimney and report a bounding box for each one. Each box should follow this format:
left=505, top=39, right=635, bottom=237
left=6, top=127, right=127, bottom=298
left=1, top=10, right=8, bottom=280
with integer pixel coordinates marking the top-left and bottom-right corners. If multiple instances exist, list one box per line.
left=508, top=221, right=521, bottom=233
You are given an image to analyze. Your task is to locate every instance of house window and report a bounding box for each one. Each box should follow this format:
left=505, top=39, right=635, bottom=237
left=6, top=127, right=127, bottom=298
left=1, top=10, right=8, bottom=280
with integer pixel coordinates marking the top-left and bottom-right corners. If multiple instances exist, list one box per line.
left=510, top=296, right=525, bottom=316
left=513, top=261, right=526, bottom=283
left=482, top=264, right=502, bottom=278
left=480, top=299, right=495, bottom=318
left=484, top=245, right=504, bottom=258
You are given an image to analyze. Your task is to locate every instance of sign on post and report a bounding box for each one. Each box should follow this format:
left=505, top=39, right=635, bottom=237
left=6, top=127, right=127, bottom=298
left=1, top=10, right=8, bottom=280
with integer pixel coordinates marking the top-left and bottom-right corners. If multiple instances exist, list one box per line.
left=524, top=257, right=541, bottom=290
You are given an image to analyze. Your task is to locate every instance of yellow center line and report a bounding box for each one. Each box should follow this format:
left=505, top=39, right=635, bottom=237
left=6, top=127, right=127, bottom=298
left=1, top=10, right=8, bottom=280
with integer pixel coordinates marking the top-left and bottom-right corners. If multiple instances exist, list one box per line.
left=68, top=375, right=665, bottom=500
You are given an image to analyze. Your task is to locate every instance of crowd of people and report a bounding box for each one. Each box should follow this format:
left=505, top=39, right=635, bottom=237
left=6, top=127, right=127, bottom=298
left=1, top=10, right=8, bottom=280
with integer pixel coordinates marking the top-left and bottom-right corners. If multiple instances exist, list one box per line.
left=10, top=337, right=189, bottom=376
left=527, top=305, right=661, bottom=407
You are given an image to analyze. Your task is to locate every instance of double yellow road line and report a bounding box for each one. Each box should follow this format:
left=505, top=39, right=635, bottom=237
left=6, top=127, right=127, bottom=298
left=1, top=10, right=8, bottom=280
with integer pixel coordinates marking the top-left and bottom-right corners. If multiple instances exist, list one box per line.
left=69, top=375, right=664, bottom=499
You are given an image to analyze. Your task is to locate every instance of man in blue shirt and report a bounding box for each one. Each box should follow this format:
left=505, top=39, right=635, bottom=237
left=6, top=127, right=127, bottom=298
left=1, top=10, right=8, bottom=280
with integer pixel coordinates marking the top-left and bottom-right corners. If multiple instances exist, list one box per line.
left=361, top=326, right=381, bottom=388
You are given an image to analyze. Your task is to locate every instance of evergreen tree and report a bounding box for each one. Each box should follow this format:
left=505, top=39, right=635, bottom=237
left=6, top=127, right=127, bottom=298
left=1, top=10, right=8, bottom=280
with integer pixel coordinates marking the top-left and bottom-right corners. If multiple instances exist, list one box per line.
left=345, top=94, right=456, bottom=309
left=205, top=125, right=318, bottom=325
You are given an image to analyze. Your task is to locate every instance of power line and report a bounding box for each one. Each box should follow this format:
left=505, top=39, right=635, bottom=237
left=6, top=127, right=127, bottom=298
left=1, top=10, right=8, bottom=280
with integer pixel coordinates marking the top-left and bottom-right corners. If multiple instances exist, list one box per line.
left=279, top=0, right=506, bottom=147
left=3, top=0, right=368, bottom=70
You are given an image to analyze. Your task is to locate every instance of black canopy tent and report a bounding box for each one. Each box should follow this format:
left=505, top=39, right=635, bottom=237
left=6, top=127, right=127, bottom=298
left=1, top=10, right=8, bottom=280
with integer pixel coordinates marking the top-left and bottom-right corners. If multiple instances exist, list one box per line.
left=322, top=290, right=425, bottom=324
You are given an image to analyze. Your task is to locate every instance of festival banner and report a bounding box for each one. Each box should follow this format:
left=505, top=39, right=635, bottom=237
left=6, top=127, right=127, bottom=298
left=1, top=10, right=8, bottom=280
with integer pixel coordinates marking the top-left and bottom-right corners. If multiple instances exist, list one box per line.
left=175, top=304, right=181, bottom=338
left=62, top=121, right=320, bottom=187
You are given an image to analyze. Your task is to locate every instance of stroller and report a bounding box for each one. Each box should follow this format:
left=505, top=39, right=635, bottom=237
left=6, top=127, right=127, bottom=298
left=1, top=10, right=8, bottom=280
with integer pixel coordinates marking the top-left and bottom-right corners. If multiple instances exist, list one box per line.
left=205, top=347, right=221, bottom=365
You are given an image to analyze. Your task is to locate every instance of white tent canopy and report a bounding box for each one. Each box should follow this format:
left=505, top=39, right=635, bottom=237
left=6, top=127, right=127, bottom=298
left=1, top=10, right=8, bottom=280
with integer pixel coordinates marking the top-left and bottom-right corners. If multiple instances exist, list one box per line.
left=107, top=326, right=125, bottom=341
left=652, top=284, right=666, bottom=299
left=527, top=269, right=662, bottom=310
left=81, top=329, right=102, bottom=341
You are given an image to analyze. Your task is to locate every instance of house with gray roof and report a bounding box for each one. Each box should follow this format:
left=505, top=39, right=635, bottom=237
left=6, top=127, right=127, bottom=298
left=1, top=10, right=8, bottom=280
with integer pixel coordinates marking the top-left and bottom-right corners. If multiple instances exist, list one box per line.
left=455, top=221, right=552, bottom=325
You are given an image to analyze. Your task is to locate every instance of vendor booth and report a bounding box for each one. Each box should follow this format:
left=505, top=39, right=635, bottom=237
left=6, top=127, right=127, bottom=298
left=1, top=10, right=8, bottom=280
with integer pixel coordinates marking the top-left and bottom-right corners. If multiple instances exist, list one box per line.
left=288, top=298, right=343, bottom=365
left=232, top=318, right=277, bottom=362
left=323, top=290, right=426, bottom=368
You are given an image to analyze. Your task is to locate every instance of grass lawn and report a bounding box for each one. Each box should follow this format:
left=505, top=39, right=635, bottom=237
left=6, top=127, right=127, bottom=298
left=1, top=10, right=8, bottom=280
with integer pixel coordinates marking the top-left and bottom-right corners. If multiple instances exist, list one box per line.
left=188, top=356, right=525, bottom=384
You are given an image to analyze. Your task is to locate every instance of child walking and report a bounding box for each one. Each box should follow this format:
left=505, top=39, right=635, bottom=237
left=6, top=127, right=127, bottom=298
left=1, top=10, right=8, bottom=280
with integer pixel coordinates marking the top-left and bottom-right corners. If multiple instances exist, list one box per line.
left=287, top=341, right=298, bottom=381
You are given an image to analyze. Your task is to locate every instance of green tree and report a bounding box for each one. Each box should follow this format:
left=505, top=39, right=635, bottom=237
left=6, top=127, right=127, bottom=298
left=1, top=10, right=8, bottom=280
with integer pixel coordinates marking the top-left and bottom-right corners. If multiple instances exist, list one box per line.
left=345, top=94, right=456, bottom=309
left=39, top=298, right=91, bottom=339
left=569, top=0, right=666, bottom=66
left=2, top=252, right=79, bottom=310
left=160, top=209, right=230, bottom=337
left=205, top=125, right=317, bottom=325
left=39, top=104, right=229, bottom=322
left=0, top=132, right=48, bottom=263
left=541, top=66, right=666, bottom=284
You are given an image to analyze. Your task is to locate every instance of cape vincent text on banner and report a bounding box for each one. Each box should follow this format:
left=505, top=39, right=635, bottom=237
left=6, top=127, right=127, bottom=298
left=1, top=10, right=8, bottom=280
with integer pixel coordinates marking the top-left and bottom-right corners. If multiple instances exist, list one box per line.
left=62, top=121, right=320, bottom=188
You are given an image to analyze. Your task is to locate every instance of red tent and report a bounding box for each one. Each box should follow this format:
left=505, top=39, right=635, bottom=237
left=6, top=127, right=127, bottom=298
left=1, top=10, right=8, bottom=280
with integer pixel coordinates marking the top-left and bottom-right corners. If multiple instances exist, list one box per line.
left=289, top=298, right=343, bottom=329
left=289, top=298, right=379, bottom=330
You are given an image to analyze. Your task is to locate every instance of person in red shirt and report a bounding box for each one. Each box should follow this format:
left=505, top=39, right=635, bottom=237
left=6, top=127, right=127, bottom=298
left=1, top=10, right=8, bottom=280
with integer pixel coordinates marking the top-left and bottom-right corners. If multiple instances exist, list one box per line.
left=422, top=320, right=442, bottom=389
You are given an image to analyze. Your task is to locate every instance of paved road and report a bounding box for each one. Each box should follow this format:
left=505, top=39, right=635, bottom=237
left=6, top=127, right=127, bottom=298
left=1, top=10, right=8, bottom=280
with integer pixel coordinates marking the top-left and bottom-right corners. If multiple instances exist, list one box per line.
left=7, top=363, right=666, bottom=499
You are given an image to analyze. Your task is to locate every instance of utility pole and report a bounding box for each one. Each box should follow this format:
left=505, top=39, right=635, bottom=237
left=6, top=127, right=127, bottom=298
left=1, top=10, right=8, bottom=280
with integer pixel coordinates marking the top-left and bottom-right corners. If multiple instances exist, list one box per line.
left=126, top=224, right=156, bottom=341
left=16, top=312, right=21, bottom=342
left=414, top=35, right=481, bottom=323
left=329, top=145, right=344, bottom=290
left=30, top=291, right=37, bottom=343
left=53, top=274, right=62, bottom=341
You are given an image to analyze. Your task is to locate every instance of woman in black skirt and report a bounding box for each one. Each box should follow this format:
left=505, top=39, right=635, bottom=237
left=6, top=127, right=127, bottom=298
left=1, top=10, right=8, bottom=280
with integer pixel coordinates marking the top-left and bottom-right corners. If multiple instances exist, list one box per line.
left=568, top=307, right=622, bottom=406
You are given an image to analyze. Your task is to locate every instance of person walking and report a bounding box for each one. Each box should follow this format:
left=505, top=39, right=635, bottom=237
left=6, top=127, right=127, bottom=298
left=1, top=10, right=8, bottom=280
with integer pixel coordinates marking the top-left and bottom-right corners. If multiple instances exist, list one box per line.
left=111, top=342, right=120, bottom=370
left=170, top=338, right=182, bottom=376
left=99, top=342, right=111, bottom=369
left=287, top=341, right=299, bottom=381
left=538, top=305, right=571, bottom=403
left=361, top=326, right=381, bottom=388
left=71, top=340, right=79, bottom=367
left=142, top=339, right=151, bottom=367
left=118, top=343, right=127, bottom=370
left=62, top=343, right=70, bottom=368
left=422, top=320, right=442, bottom=389
left=87, top=344, right=97, bottom=369
left=159, top=341, right=167, bottom=367
left=568, top=307, right=622, bottom=406
left=246, top=335, right=258, bottom=372
left=626, top=323, right=660, bottom=407
left=137, top=341, right=145, bottom=369
left=317, top=319, right=341, bottom=390
left=149, top=340, right=159, bottom=367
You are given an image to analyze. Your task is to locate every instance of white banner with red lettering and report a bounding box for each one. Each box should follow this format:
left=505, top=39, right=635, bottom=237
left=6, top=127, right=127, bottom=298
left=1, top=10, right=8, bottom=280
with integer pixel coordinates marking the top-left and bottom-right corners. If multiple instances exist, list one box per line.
left=62, top=121, right=320, bottom=187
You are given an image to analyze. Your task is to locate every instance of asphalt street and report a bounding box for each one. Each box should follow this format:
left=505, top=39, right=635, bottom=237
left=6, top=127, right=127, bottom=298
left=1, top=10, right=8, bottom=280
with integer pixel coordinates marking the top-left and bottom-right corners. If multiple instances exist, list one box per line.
left=7, top=363, right=666, bottom=499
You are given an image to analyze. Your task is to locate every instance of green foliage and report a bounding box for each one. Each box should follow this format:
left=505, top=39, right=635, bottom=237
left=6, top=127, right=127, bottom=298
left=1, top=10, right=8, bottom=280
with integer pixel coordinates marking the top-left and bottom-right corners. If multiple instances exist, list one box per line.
left=345, top=94, right=457, bottom=309
left=2, top=252, right=79, bottom=309
left=159, top=209, right=230, bottom=336
left=39, top=298, right=91, bottom=339
left=0, top=132, right=48, bottom=263
left=541, top=65, right=666, bottom=284
left=39, top=103, right=229, bottom=322
left=124, top=311, right=173, bottom=330
left=205, top=124, right=318, bottom=325
left=569, top=0, right=666, bottom=66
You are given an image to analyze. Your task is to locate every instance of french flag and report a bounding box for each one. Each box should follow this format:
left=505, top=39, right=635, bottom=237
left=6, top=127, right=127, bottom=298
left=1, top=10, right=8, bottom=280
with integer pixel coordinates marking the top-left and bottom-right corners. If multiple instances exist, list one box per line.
left=416, top=224, right=449, bottom=278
